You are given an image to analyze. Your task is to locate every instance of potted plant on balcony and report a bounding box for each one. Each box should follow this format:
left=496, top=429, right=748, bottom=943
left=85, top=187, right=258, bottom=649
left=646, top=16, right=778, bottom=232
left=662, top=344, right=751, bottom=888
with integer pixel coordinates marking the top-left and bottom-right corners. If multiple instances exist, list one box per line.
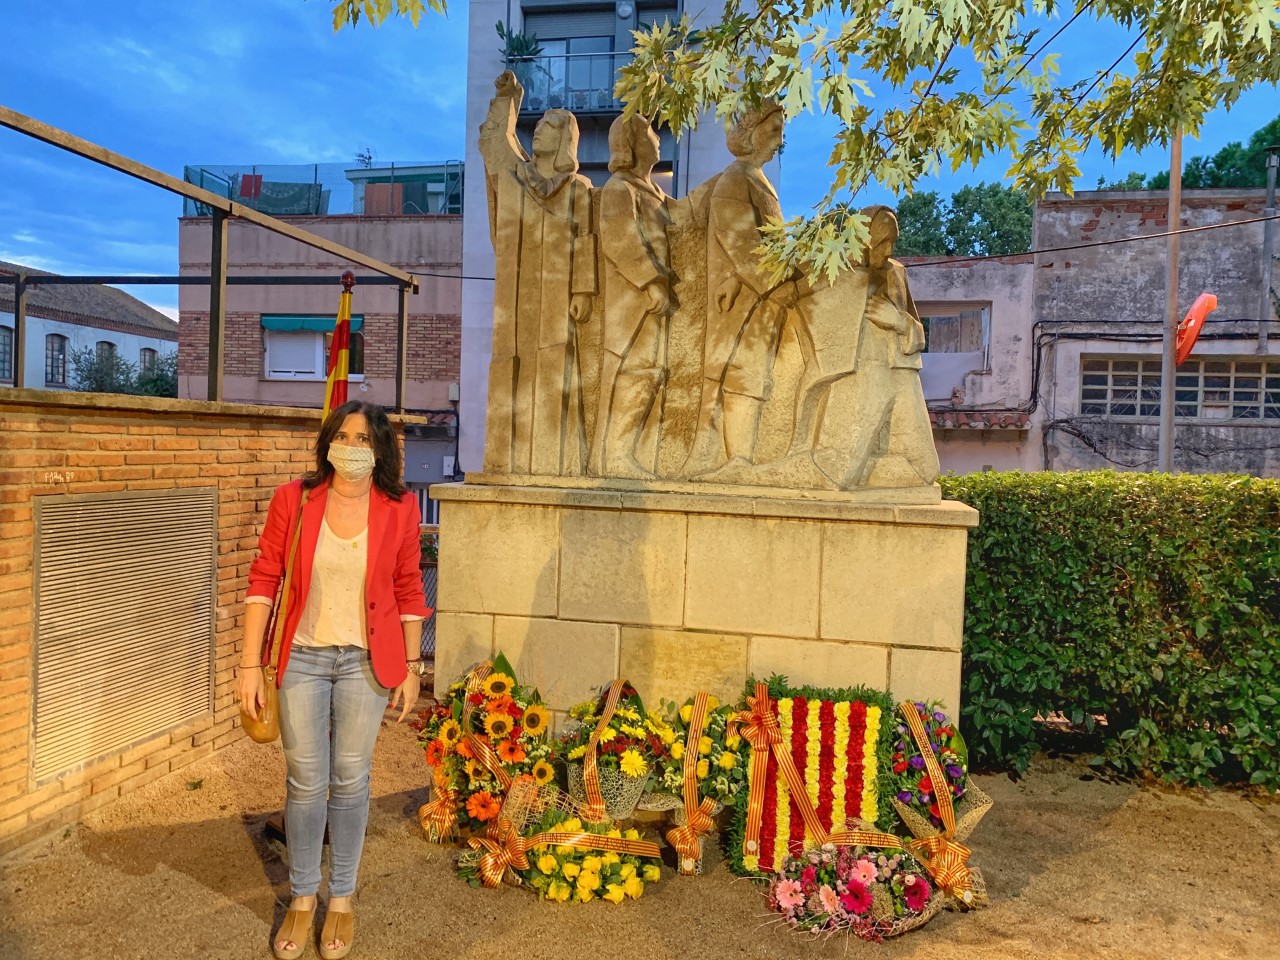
left=572, top=89, right=589, bottom=110
left=495, top=20, right=543, bottom=93
left=595, top=87, right=613, bottom=109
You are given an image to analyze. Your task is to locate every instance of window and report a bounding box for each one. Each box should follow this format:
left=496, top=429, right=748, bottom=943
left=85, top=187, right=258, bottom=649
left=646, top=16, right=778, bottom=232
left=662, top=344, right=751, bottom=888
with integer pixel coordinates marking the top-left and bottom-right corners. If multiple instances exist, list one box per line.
left=0, top=326, right=12, bottom=382
left=139, top=347, right=158, bottom=373
left=264, top=330, right=326, bottom=380
left=1080, top=356, right=1280, bottom=420
left=920, top=308, right=988, bottom=354
left=96, top=340, right=117, bottom=362
left=45, top=334, right=68, bottom=385
left=324, top=330, right=364, bottom=379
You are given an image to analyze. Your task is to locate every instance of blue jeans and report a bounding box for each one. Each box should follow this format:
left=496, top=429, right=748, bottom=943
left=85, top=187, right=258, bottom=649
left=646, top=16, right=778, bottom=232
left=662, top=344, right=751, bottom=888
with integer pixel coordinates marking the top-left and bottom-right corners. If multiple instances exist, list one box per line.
left=278, top=645, right=389, bottom=899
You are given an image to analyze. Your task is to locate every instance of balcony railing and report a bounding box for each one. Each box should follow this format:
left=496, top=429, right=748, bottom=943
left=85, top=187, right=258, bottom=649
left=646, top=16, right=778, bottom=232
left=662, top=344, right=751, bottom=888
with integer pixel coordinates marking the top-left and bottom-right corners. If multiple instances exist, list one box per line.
left=509, top=53, right=629, bottom=115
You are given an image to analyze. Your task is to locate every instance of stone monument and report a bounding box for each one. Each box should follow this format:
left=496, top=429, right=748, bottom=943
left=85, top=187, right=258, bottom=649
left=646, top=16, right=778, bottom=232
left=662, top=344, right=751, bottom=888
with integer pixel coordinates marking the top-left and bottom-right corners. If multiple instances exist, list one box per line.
left=433, top=73, right=978, bottom=721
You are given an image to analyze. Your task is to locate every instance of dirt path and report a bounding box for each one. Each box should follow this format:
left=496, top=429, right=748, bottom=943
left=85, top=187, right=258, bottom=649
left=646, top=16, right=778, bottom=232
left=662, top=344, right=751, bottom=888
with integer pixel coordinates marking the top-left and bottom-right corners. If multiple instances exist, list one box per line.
left=2, top=711, right=1278, bottom=960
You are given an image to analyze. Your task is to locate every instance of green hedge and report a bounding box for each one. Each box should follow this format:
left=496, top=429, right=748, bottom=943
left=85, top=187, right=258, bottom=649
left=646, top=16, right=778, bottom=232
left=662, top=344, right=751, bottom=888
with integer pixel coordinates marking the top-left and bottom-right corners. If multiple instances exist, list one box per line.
left=939, top=471, right=1280, bottom=788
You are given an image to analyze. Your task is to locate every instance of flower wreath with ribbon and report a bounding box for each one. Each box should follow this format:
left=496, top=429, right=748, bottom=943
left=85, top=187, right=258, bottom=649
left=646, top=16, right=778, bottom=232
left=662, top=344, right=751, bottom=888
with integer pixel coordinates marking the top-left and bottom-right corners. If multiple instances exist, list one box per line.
left=731, top=682, right=987, bottom=906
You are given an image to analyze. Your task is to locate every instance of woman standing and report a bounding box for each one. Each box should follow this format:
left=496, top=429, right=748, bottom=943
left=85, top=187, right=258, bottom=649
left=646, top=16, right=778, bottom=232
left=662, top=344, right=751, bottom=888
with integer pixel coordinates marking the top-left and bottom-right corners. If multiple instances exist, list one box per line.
left=237, top=400, right=431, bottom=960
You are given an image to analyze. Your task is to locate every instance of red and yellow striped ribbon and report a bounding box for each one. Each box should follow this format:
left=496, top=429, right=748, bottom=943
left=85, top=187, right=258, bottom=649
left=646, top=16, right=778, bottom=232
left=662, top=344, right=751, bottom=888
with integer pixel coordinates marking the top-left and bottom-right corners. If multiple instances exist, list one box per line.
left=665, top=691, right=719, bottom=874
left=467, top=816, right=662, bottom=888
left=418, top=787, right=458, bottom=842
left=580, top=678, right=628, bottom=822
left=460, top=662, right=513, bottom=791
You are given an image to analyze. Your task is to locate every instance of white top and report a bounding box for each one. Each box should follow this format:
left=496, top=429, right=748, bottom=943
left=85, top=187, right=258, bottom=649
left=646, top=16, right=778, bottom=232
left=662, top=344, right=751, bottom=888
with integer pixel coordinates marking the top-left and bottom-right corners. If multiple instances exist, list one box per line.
left=291, top=518, right=369, bottom=649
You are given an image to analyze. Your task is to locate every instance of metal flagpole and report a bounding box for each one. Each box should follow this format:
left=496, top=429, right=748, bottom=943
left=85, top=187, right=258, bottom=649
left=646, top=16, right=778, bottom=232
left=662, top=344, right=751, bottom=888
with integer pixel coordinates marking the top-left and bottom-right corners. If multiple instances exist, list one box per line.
left=1157, top=130, right=1183, bottom=473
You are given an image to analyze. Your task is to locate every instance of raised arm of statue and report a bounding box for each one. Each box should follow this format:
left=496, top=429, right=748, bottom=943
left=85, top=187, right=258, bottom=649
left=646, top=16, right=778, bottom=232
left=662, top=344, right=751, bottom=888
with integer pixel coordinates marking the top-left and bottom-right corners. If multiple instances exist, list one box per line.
left=479, top=71, right=530, bottom=242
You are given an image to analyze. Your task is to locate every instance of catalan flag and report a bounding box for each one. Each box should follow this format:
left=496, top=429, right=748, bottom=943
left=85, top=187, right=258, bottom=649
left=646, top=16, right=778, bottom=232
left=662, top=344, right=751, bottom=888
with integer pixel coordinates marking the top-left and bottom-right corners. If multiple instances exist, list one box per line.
left=323, top=273, right=355, bottom=417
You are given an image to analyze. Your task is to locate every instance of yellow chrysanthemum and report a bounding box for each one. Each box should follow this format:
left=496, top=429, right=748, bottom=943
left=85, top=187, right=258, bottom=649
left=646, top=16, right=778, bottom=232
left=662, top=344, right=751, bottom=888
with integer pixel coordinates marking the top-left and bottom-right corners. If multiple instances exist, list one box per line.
left=438, top=719, right=462, bottom=744
left=621, top=724, right=643, bottom=738
left=642, top=864, right=661, bottom=883
left=696, top=759, right=709, bottom=779
left=718, top=752, right=738, bottom=770
left=561, top=862, right=581, bottom=880
left=616, top=707, right=640, bottom=722
left=620, top=750, right=648, bottom=778
left=698, top=735, right=713, bottom=756
left=598, top=726, right=618, bottom=743
left=567, top=745, right=587, bottom=760
left=602, top=883, right=626, bottom=904
left=484, top=712, right=513, bottom=739
left=537, top=854, right=558, bottom=875
left=623, top=876, right=645, bottom=899
left=522, top=703, right=550, bottom=736
left=670, top=742, right=684, bottom=760
left=482, top=672, right=514, bottom=698
left=531, top=760, right=554, bottom=785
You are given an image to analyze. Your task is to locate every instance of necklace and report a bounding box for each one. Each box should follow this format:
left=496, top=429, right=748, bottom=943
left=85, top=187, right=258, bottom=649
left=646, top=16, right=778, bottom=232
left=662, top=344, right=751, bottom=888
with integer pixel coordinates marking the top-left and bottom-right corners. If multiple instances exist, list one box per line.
left=330, top=484, right=371, bottom=500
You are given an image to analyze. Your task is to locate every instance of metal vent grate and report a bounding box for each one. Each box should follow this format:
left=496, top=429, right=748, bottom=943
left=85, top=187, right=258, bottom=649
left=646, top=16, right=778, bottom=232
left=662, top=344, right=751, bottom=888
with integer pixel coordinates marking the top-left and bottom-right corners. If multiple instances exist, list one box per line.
left=33, top=488, right=218, bottom=781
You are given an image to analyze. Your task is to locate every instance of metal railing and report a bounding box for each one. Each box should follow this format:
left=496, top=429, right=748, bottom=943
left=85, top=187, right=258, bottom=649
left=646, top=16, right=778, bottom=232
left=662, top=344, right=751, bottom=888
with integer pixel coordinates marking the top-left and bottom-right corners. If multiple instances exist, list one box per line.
left=183, top=160, right=464, bottom=218
left=509, top=53, right=629, bottom=114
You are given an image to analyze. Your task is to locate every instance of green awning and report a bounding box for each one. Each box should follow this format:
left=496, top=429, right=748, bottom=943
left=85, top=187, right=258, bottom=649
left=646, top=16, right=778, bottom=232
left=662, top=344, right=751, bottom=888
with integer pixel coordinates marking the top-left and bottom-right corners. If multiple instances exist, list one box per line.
left=261, top=314, right=364, bottom=333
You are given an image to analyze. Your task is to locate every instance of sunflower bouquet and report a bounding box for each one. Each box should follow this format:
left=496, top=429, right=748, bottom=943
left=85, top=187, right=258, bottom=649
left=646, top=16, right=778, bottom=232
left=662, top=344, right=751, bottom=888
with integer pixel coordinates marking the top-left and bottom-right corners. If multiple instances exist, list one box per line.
left=556, top=682, right=673, bottom=819
left=417, top=654, right=555, bottom=837
left=459, top=805, right=664, bottom=903
left=650, top=695, right=748, bottom=808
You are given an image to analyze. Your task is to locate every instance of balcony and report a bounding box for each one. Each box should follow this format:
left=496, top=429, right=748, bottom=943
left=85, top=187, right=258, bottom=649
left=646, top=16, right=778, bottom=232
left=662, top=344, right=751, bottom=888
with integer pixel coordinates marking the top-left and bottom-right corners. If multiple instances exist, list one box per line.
left=182, top=160, right=464, bottom=217
left=510, top=53, right=629, bottom=115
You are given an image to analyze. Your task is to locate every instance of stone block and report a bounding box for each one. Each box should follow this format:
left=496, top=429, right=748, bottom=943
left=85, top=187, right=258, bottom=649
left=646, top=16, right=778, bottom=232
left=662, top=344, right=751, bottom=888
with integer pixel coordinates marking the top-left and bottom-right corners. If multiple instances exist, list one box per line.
left=821, top=522, right=968, bottom=649
left=748, top=636, right=890, bottom=691
left=436, top=501, right=559, bottom=617
left=560, top=509, right=687, bottom=626
left=493, top=617, right=618, bottom=711
left=432, top=613, right=494, bottom=696
left=889, top=648, right=962, bottom=717
left=685, top=515, right=820, bottom=637
left=619, top=629, right=748, bottom=707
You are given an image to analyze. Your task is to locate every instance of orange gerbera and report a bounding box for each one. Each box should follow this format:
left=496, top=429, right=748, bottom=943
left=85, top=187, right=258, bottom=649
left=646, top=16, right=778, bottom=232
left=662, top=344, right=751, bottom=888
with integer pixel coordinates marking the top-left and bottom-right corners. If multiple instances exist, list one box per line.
left=424, top=739, right=446, bottom=767
left=497, top=738, right=527, bottom=764
left=455, top=737, right=475, bottom=759
left=465, top=790, right=501, bottom=822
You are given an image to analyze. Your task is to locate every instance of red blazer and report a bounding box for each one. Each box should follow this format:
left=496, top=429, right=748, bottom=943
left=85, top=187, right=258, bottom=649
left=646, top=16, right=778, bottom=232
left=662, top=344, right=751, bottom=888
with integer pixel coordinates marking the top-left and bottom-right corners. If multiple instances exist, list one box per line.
left=246, top=478, right=432, bottom=689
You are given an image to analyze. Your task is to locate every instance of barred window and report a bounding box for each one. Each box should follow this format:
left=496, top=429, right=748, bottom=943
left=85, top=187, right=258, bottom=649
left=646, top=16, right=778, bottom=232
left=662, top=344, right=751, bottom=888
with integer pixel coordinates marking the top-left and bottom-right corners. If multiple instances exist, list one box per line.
left=1081, top=357, right=1280, bottom=420
left=45, top=334, right=68, bottom=385
left=139, top=347, right=158, bottom=373
left=0, top=326, right=12, bottom=382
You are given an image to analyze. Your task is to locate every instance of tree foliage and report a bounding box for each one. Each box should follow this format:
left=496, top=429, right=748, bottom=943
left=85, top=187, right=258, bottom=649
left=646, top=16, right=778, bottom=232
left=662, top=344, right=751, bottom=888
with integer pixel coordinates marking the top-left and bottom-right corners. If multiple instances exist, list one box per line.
left=334, top=0, right=1280, bottom=280
left=69, top=347, right=177, bottom=397
left=1097, top=112, right=1280, bottom=189
left=894, top=182, right=1033, bottom=256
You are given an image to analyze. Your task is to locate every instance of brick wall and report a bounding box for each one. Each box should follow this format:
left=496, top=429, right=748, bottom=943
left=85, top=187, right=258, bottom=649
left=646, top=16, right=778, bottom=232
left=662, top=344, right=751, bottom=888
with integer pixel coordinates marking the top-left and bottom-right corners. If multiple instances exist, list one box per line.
left=0, top=389, right=341, bottom=854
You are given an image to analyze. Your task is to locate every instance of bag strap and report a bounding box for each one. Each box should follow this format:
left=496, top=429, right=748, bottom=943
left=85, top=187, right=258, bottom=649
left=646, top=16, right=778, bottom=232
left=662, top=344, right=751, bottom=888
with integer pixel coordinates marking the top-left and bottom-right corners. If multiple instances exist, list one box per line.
left=262, top=489, right=309, bottom=674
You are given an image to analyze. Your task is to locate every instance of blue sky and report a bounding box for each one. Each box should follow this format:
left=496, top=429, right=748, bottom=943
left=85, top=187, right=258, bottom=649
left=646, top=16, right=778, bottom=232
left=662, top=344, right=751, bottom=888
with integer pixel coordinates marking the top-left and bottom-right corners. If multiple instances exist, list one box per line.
left=0, top=1, right=1275, bottom=316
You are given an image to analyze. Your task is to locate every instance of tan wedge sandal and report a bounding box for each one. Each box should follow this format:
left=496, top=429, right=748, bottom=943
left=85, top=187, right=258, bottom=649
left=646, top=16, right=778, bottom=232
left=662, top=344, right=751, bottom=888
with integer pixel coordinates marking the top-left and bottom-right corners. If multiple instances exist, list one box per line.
left=318, top=909, right=354, bottom=960
left=273, top=906, right=314, bottom=960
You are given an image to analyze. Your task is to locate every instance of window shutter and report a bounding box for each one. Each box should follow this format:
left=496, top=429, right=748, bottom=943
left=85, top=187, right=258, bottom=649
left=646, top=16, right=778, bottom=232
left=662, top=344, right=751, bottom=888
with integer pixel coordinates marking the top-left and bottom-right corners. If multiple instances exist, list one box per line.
left=33, top=489, right=217, bottom=781
left=266, top=331, right=322, bottom=378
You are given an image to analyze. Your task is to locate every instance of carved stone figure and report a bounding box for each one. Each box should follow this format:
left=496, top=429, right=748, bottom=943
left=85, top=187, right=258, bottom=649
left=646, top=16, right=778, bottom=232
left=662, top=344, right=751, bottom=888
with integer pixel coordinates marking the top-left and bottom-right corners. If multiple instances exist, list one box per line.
left=801, top=206, right=939, bottom=488
left=479, top=71, right=597, bottom=477
left=686, top=101, right=806, bottom=475
left=590, top=115, right=674, bottom=479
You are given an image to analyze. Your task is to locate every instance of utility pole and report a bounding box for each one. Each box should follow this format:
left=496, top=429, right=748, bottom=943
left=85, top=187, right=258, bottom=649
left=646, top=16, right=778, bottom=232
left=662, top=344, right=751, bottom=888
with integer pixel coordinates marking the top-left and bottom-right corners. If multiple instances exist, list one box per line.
left=1259, top=144, right=1278, bottom=355
left=1157, top=130, right=1183, bottom=473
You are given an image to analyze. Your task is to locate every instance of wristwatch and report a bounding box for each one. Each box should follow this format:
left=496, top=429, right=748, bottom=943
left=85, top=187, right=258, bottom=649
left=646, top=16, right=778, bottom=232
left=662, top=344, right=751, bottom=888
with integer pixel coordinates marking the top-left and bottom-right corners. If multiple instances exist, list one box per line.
left=406, top=658, right=429, bottom=678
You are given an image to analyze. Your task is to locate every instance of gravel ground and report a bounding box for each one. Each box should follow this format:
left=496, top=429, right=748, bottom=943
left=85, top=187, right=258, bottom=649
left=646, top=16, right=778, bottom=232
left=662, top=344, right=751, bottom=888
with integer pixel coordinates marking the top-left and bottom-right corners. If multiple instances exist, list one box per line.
left=2, top=702, right=1278, bottom=960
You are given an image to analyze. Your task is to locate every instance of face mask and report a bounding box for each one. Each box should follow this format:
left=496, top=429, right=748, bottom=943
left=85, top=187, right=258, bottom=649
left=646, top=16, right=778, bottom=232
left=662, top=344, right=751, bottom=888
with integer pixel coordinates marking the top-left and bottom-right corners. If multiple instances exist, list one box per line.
left=327, top=443, right=376, bottom=483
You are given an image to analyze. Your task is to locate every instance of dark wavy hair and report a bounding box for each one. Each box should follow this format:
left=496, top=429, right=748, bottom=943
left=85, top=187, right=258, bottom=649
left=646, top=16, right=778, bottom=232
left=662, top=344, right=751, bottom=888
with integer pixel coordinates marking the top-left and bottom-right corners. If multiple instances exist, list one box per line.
left=302, top=400, right=406, bottom=499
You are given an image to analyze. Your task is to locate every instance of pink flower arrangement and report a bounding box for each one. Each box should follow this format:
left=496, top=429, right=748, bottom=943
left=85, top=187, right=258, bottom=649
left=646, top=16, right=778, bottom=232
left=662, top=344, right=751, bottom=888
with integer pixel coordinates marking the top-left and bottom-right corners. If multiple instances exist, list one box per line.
left=767, top=844, right=935, bottom=941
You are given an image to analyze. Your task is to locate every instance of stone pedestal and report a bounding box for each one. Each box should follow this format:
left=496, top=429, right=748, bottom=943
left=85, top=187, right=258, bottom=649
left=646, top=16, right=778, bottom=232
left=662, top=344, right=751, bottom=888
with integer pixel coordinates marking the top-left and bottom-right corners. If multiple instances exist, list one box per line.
left=430, top=480, right=978, bottom=721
